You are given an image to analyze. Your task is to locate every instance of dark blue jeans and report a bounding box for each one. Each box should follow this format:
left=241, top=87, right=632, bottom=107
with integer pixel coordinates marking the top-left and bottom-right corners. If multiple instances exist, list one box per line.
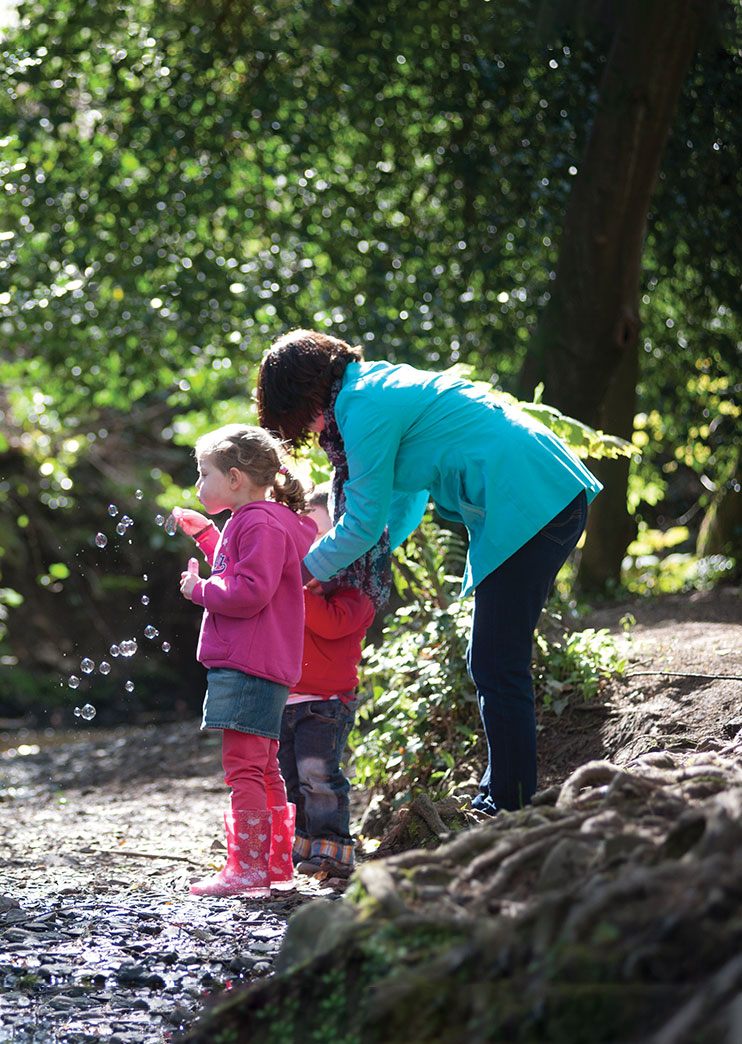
left=468, top=491, right=588, bottom=814
left=278, top=699, right=356, bottom=843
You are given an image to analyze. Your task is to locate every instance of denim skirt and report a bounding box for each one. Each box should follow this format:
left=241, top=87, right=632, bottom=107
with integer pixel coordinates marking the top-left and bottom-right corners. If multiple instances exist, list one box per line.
left=201, top=668, right=290, bottom=740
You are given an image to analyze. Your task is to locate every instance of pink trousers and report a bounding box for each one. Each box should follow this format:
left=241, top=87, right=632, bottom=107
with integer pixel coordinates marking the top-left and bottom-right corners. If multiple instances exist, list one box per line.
left=221, top=728, right=288, bottom=811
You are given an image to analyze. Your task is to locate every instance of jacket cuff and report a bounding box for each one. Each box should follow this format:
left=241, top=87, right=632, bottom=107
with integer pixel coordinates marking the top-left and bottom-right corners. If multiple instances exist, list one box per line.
left=190, top=580, right=206, bottom=607
left=304, top=545, right=335, bottom=582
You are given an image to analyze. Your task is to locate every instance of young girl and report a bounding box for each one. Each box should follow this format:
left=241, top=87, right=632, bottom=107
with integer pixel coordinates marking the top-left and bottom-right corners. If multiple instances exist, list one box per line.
left=257, top=330, right=602, bottom=817
left=175, top=424, right=316, bottom=897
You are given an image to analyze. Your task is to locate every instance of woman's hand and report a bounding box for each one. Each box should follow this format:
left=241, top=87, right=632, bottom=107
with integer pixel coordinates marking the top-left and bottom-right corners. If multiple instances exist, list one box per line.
left=173, top=506, right=211, bottom=538
left=180, top=558, right=200, bottom=601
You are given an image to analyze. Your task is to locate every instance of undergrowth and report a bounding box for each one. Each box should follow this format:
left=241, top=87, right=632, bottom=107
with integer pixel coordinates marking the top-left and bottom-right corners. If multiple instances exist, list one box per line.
left=350, top=514, right=628, bottom=808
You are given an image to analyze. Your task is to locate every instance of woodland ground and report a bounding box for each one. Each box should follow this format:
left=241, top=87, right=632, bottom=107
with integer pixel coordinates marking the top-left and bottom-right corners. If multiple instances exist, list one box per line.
left=1, top=582, right=740, bottom=1042
left=537, top=582, right=742, bottom=789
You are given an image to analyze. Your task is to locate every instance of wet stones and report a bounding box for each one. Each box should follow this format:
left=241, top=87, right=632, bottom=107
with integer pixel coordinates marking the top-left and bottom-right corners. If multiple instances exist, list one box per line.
left=0, top=890, right=292, bottom=1043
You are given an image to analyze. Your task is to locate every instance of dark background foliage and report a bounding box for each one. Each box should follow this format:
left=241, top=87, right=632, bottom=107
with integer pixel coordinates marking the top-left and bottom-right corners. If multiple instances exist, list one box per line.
left=0, top=0, right=740, bottom=726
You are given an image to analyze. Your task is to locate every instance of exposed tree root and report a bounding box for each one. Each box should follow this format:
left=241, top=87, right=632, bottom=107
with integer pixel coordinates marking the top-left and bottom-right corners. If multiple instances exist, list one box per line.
left=182, top=747, right=742, bottom=1044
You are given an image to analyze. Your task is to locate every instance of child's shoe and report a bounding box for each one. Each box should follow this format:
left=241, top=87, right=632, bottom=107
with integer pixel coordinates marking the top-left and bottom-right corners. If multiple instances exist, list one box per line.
left=190, top=809, right=271, bottom=898
left=296, top=837, right=354, bottom=879
left=292, top=832, right=312, bottom=866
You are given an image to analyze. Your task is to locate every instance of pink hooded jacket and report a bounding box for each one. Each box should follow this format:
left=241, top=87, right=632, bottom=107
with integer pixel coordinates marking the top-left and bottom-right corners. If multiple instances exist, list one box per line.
left=189, top=501, right=317, bottom=688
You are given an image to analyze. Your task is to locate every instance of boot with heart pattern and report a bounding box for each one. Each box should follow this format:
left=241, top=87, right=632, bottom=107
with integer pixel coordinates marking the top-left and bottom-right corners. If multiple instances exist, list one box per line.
left=190, top=809, right=271, bottom=898
left=269, top=803, right=296, bottom=888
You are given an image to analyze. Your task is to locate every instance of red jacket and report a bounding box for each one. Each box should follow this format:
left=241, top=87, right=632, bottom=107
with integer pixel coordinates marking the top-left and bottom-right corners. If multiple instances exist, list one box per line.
left=292, top=585, right=375, bottom=701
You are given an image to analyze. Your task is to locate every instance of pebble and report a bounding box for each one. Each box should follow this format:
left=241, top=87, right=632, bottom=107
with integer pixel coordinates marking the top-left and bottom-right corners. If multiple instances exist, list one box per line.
left=0, top=889, right=298, bottom=1042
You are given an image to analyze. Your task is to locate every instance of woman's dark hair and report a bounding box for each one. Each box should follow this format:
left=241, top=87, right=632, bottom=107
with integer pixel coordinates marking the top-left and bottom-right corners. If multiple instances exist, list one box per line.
left=257, top=329, right=364, bottom=446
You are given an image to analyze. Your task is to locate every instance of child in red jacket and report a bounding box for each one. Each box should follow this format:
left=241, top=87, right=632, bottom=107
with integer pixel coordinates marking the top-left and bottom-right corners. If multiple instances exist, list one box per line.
left=278, top=486, right=375, bottom=877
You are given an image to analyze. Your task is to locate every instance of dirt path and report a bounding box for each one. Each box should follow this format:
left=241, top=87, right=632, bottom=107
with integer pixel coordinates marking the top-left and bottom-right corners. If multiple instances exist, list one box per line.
left=1, top=583, right=740, bottom=1043
left=537, top=583, right=742, bottom=789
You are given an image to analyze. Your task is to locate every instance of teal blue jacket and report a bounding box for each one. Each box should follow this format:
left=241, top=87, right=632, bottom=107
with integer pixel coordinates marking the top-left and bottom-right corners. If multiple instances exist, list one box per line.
left=305, top=361, right=602, bottom=595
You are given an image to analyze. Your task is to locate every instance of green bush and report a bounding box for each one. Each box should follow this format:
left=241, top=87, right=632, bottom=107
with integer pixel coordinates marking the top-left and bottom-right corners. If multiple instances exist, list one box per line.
left=354, top=599, right=481, bottom=807
left=533, top=610, right=628, bottom=715
left=353, top=595, right=627, bottom=806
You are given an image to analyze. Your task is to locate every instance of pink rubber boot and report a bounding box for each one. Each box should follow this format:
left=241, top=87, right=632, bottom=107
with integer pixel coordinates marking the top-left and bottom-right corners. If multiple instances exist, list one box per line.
left=269, top=803, right=296, bottom=888
left=190, top=809, right=271, bottom=898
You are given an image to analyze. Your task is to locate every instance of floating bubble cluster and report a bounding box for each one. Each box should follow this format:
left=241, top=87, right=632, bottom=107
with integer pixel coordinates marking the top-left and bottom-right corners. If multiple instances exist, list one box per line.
left=116, top=515, right=135, bottom=537
left=68, top=495, right=175, bottom=713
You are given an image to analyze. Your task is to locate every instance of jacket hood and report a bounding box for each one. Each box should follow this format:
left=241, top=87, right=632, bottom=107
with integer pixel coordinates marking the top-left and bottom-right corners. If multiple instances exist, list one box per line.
left=235, top=500, right=317, bottom=560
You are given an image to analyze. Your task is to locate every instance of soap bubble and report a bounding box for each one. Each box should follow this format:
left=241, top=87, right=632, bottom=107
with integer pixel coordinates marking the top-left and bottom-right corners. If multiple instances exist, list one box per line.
left=120, top=639, right=138, bottom=657
left=154, top=514, right=165, bottom=527
left=141, top=595, right=150, bottom=606
left=161, top=642, right=171, bottom=653
left=74, top=703, right=96, bottom=721
left=125, top=680, right=134, bottom=693
left=135, top=489, right=144, bottom=500
left=68, top=675, right=81, bottom=689
left=144, top=625, right=159, bottom=639
left=116, top=522, right=127, bottom=536
left=121, top=515, right=133, bottom=528
left=99, top=661, right=111, bottom=675
left=164, top=514, right=178, bottom=536
left=108, top=504, right=119, bottom=517
left=109, top=644, right=120, bottom=657
left=143, top=574, right=148, bottom=581
left=80, top=658, right=95, bottom=674
left=95, top=532, right=108, bottom=548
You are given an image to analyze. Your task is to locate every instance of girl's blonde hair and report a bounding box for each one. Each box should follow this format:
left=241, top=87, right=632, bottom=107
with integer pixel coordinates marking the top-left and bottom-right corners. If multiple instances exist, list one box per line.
left=194, top=424, right=307, bottom=513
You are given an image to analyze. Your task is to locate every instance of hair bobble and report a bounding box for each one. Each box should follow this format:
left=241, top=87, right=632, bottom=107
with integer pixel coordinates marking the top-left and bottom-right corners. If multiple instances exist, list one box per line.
left=278, top=464, right=289, bottom=476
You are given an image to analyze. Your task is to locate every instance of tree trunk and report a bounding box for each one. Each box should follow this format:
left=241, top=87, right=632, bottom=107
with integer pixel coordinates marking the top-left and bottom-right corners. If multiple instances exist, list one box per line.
left=518, top=0, right=710, bottom=590
left=697, top=450, right=742, bottom=576
left=576, top=335, right=638, bottom=589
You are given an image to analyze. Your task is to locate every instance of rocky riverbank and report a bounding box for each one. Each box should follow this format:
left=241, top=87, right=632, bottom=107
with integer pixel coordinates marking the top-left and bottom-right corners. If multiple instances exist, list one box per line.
left=0, top=721, right=344, bottom=1043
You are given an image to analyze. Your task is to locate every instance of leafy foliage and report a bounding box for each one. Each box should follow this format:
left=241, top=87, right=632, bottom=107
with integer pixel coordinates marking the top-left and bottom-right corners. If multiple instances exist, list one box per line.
left=352, top=518, right=628, bottom=806
left=621, top=548, right=736, bottom=597
left=533, top=616, right=626, bottom=715
left=0, top=0, right=740, bottom=723
left=354, top=599, right=479, bottom=806
left=496, top=380, right=635, bottom=461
